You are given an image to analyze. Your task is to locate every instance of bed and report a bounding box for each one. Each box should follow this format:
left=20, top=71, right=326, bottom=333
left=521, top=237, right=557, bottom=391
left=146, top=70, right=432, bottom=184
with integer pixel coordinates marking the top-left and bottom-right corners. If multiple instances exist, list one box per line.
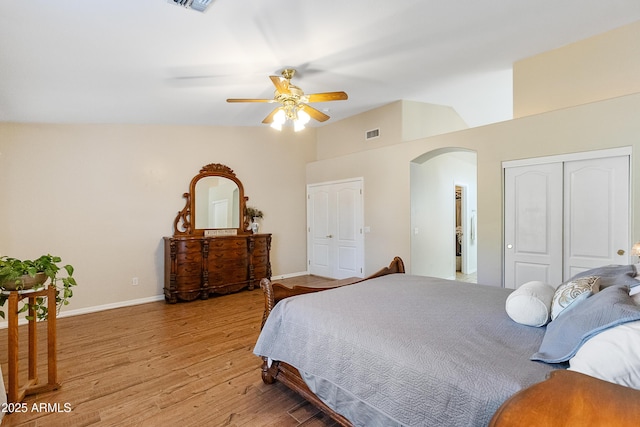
left=254, top=257, right=640, bottom=426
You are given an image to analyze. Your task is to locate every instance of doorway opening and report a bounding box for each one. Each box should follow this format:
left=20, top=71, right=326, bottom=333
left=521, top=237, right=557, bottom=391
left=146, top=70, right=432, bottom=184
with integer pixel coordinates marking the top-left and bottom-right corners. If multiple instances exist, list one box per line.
left=410, top=148, right=477, bottom=282
left=454, top=185, right=477, bottom=283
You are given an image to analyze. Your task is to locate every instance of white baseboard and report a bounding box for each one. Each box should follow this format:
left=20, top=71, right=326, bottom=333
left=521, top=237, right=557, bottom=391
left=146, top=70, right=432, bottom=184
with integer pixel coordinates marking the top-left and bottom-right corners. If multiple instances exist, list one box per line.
left=0, top=274, right=311, bottom=329
left=59, top=294, right=167, bottom=319
left=270, top=271, right=309, bottom=280
left=0, top=294, right=166, bottom=329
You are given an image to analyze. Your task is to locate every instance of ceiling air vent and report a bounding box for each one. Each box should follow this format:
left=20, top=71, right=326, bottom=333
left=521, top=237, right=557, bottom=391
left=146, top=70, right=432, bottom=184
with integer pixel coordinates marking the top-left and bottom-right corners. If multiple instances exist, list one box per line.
left=365, top=128, right=380, bottom=140
left=168, top=0, right=214, bottom=13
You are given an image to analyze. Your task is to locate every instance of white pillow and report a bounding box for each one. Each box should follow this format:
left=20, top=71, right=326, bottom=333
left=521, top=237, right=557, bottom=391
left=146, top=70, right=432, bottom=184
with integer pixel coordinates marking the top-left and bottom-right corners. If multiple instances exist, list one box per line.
left=551, top=276, right=600, bottom=320
left=568, top=320, right=640, bottom=390
left=506, top=281, right=555, bottom=327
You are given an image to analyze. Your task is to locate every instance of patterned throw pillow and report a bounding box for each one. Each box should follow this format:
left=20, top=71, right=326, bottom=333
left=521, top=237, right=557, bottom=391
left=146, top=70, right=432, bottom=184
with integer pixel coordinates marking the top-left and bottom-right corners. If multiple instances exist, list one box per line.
left=551, top=276, right=600, bottom=320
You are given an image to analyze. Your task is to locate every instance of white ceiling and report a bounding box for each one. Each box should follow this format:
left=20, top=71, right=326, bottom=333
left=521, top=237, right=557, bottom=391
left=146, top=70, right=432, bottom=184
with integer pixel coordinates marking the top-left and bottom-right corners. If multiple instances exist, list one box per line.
left=1, top=1, right=639, bottom=128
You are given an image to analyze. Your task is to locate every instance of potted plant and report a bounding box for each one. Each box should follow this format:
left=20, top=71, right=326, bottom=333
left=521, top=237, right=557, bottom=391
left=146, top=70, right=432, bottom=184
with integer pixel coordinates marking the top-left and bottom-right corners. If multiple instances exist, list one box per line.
left=246, top=206, right=264, bottom=233
left=0, top=254, right=77, bottom=321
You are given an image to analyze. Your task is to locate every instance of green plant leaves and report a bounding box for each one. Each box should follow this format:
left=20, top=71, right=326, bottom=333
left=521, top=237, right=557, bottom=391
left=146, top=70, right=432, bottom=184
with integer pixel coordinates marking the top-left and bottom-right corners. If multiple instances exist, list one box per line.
left=0, top=254, right=78, bottom=321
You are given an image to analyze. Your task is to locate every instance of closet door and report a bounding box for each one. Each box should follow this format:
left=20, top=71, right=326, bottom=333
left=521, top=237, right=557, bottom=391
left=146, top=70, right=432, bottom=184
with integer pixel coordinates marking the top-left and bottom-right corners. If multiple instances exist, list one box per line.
left=563, top=156, right=629, bottom=277
left=504, top=163, right=563, bottom=289
left=504, top=153, right=630, bottom=289
left=308, top=180, right=364, bottom=279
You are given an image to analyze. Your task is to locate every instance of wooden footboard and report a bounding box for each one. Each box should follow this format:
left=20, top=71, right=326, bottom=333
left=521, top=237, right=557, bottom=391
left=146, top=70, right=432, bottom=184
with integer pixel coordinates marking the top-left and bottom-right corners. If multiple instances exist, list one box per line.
left=259, top=256, right=405, bottom=328
left=490, top=370, right=640, bottom=426
left=257, top=256, right=405, bottom=426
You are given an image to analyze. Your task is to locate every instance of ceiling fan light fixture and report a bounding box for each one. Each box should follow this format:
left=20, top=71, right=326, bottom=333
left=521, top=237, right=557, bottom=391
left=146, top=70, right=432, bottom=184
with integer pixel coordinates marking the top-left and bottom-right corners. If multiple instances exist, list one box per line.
left=273, top=109, right=286, bottom=124
left=297, top=109, right=311, bottom=125
left=270, top=109, right=286, bottom=130
left=293, top=120, right=305, bottom=132
left=294, top=109, right=311, bottom=131
left=227, top=68, right=348, bottom=128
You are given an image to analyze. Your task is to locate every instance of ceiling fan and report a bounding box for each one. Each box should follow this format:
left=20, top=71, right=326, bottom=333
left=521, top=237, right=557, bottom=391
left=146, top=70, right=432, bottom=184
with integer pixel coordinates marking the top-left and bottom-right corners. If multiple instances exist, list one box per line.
left=226, top=69, right=348, bottom=131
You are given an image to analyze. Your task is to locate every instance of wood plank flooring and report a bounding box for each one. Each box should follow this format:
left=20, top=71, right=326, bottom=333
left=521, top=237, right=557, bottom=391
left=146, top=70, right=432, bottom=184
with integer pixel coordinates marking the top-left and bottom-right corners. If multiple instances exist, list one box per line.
left=0, top=276, right=339, bottom=427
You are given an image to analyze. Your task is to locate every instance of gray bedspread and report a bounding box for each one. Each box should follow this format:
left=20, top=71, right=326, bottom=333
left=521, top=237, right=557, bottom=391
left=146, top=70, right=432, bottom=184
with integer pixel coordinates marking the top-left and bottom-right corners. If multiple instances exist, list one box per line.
left=254, top=274, right=558, bottom=426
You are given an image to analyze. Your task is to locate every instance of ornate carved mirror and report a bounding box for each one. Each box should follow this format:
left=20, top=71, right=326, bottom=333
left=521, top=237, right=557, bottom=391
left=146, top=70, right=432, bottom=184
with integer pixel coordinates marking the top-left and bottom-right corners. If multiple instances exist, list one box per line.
left=173, top=164, right=249, bottom=236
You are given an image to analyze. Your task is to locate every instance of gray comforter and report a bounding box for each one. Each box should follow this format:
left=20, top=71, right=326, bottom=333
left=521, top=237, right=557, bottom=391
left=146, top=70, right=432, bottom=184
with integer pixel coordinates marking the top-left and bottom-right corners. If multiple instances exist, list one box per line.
left=254, top=274, right=558, bottom=426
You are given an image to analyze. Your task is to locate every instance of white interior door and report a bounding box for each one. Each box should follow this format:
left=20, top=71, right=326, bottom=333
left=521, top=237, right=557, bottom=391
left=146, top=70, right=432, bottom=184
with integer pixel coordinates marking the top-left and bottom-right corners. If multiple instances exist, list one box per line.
left=308, top=186, right=332, bottom=277
left=504, top=163, right=563, bottom=289
left=308, top=180, right=364, bottom=279
left=564, top=156, right=630, bottom=277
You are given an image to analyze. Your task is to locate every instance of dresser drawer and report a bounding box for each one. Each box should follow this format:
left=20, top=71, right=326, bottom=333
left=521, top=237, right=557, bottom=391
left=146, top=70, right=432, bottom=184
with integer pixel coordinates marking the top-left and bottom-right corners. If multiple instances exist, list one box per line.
left=174, top=275, right=202, bottom=301
left=207, top=249, right=247, bottom=267
left=209, top=269, right=247, bottom=285
left=176, top=261, right=201, bottom=276
left=173, top=239, right=202, bottom=254
left=207, top=249, right=248, bottom=260
left=207, top=238, right=247, bottom=251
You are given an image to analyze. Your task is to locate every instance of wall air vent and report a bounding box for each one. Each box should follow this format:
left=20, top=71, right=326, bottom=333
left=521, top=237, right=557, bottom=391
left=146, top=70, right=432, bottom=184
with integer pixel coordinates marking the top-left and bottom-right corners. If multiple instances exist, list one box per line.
left=365, top=128, right=380, bottom=140
left=168, top=0, right=214, bottom=13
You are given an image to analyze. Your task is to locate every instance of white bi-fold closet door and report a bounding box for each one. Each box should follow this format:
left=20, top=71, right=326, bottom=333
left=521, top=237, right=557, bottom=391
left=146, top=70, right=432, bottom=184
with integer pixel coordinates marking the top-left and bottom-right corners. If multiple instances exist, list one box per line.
left=504, top=150, right=630, bottom=289
left=307, top=179, right=365, bottom=279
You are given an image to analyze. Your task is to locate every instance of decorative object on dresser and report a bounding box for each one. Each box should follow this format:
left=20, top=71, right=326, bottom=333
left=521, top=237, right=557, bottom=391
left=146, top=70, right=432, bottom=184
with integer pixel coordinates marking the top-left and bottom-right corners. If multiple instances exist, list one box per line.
left=246, top=206, right=264, bottom=234
left=164, top=163, right=271, bottom=303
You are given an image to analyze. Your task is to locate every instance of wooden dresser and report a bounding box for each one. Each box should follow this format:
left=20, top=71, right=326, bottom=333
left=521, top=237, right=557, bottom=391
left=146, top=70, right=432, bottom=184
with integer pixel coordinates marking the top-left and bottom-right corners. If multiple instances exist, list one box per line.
left=164, top=163, right=272, bottom=304
left=163, top=233, right=271, bottom=303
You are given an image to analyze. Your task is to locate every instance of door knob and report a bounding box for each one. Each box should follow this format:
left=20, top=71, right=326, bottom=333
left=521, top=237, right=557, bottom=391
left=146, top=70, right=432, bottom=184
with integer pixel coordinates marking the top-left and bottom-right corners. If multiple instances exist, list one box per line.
left=326, top=235, right=333, bottom=238
left=617, top=249, right=625, bottom=256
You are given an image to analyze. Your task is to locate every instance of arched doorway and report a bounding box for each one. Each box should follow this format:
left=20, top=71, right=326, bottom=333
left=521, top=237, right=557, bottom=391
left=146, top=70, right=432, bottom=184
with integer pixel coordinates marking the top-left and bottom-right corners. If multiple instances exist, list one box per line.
left=410, top=148, right=477, bottom=281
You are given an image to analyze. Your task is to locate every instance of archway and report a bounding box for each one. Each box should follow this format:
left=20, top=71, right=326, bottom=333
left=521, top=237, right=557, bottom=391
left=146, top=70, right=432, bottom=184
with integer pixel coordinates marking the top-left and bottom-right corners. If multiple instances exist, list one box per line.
left=410, top=148, right=477, bottom=281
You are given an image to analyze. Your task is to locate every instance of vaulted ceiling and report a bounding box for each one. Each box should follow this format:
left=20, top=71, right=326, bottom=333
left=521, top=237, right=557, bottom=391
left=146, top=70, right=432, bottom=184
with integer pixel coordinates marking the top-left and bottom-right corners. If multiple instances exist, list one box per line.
left=1, top=1, right=639, bottom=128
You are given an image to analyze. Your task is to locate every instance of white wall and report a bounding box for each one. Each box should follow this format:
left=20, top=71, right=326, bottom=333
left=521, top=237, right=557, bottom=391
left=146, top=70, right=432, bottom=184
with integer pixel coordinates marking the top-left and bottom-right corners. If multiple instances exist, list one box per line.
left=0, top=123, right=316, bottom=313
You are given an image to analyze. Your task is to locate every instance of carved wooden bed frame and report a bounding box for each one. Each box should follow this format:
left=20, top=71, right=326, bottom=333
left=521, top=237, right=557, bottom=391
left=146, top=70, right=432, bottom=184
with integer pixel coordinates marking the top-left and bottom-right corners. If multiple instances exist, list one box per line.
left=258, top=257, right=639, bottom=427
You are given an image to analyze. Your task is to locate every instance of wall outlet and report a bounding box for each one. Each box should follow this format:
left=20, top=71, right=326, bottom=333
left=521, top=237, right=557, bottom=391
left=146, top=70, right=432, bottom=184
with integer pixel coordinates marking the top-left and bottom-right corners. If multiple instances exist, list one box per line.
left=131, top=277, right=139, bottom=286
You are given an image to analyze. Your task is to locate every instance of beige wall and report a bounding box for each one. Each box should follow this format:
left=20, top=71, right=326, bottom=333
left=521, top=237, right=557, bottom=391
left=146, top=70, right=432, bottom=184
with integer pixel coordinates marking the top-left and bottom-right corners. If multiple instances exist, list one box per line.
left=401, top=100, right=468, bottom=142
left=316, top=100, right=468, bottom=160
left=514, top=20, right=640, bottom=118
left=307, top=92, right=640, bottom=285
left=0, top=123, right=316, bottom=314
left=316, top=101, right=404, bottom=160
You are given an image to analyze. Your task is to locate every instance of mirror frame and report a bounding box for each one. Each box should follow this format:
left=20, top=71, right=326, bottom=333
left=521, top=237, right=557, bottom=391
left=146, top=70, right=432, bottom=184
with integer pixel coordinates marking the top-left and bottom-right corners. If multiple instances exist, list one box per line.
left=173, top=163, right=249, bottom=236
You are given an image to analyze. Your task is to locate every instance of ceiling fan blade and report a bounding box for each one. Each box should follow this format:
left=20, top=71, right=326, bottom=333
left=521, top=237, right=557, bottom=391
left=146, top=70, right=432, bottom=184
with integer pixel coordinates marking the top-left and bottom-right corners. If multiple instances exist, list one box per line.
left=270, top=75, right=290, bottom=95
left=301, top=104, right=330, bottom=122
left=226, top=98, right=273, bottom=103
left=306, top=91, right=348, bottom=103
left=262, top=107, right=282, bottom=124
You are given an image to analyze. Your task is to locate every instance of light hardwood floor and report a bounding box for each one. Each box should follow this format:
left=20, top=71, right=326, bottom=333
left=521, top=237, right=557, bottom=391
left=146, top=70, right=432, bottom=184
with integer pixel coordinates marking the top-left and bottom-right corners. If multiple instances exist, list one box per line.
left=0, top=276, right=339, bottom=427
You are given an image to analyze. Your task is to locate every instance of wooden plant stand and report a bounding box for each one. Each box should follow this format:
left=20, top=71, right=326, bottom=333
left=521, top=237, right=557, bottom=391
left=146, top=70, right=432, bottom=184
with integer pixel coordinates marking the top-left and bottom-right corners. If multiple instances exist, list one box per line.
left=4, top=285, right=60, bottom=403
